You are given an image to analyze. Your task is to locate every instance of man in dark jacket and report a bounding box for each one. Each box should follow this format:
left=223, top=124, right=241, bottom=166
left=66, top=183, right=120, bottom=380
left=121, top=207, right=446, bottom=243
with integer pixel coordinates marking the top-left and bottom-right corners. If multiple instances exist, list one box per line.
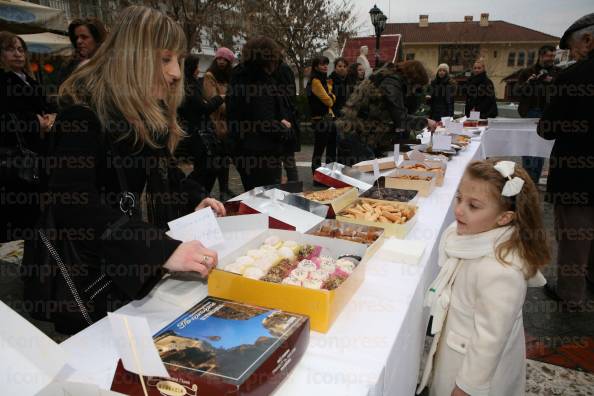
left=517, top=45, right=560, bottom=184
left=537, top=13, right=594, bottom=304
left=274, top=62, right=300, bottom=182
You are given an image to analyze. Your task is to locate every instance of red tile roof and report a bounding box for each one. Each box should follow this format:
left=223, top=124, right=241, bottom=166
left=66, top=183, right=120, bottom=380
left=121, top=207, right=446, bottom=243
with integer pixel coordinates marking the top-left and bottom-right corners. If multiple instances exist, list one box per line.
left=384, top=20, right=559, bottom=44
left=340, top=34, right=401, bottom=68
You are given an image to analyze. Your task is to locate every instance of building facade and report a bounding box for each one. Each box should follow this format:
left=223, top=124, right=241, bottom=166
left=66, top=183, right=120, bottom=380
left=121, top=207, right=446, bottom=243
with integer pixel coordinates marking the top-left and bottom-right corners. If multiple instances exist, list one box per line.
left=384, top=13, right=559, bottom=99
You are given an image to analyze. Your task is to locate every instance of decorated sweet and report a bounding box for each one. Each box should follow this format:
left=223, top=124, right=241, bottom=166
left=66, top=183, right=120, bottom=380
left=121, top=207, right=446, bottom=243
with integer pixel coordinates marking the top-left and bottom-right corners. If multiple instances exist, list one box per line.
left=235, top=256, right=255, bottom=267
left=308, top=269, right=330, bottom=282
left=243, top=266, right=265, bottom=280
left=336, top=258, right=356, bottom=273
left=322, top=274, right=348, bottom=290
left=282, top=277, right=302, bottom=286
left=290, top=268, right=309, bottom=281
left=297, top=259, right=317, bottom=272
left=302, top=279, right=324, bottom=289
left=224, top=263, right=243, bottom=274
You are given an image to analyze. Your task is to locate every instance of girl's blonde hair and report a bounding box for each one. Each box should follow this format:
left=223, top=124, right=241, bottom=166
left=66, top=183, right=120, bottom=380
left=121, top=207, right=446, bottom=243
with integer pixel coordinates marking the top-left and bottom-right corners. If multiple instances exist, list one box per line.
left=465, top=159, right=551, bottom=278
left=0, top=32, right=33, bottom=77
left=59, top=6, right=187, bottom=153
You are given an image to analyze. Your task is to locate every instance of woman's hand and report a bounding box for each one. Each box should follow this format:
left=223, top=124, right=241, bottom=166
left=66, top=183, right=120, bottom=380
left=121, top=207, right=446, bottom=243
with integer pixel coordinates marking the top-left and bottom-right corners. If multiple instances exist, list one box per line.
left=281, top=119, right=292, bottom=129
left=451, top=385, right=469, bottom=396
left=163, top=240, right=218, bottom=277
left=195, top=197, right=226, bottom=216
left=427, top=118, right=438, bottom=132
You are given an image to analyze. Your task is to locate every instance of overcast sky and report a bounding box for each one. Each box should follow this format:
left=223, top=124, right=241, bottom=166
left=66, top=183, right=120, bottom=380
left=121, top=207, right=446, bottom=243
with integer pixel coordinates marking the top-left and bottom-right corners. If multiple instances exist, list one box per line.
left=349, top=0, right=592, bottom=39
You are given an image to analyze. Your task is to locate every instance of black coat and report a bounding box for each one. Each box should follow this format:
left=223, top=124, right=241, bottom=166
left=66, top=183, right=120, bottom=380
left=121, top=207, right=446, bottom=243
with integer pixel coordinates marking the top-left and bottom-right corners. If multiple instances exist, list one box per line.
left=0, top=69, right=48, bottom=242
left=274, top=63, right=301, bottom=153
left=329, top=71, right=348, bottom=116
left=429, top=76, right=455, bottom=120
left=464, top=72, right=498, bottom=119
left=227, top=64, right=294, bottom=154
left=537, top=49, right=594, bottom=206
left=22, top=105, right=206, bottom=333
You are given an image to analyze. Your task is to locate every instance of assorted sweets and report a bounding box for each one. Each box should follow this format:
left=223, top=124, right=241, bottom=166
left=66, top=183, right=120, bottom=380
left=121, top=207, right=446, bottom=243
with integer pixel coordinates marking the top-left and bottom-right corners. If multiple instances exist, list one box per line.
left=392, top=174, right=433, bottom=181
left=223, top=236, right=359, bottom=290
left=360, top=186, right=418, bottom=202
left=309, top=221, right=383, bottom=245
left=303, top=187, right=352, bottom=202
left=338, top=200, right=416, bottom=225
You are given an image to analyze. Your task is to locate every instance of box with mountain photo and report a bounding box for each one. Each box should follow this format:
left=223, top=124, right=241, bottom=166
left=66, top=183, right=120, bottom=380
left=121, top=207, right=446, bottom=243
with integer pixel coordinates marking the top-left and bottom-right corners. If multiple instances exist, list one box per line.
left=111, top=296, right=309, bottom=396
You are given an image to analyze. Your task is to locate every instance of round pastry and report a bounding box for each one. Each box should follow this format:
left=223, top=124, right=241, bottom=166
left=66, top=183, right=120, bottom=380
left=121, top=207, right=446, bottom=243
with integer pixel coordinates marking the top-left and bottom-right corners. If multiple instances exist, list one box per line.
left=243, top=266, right=265, bottom=280
left=290, top=268, right=309, bottom=281
left=278, top=246, right=295, bottom=260
left=260, top=244, right=276, bottom=251
left=282, top=240, right=298, bottom=248
left=247, top=249, right=266, bottom=259
left=264, top=236, right=280, bottom=246
left=282, top=277, right=302, bottom=286
left=302, top=279, right=323, bottom=289
left=298, top=259, right=317, bottom=272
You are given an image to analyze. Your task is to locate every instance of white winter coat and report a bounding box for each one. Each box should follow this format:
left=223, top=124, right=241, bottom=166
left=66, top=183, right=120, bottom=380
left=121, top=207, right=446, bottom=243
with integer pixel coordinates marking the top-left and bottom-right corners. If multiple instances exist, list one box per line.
left=417, top=222, right=546, bottom=396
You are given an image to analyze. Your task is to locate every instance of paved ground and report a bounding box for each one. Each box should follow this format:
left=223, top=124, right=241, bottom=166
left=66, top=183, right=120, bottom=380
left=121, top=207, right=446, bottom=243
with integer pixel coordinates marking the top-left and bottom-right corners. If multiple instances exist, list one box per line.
left=1, top=143, right=593, bottom=394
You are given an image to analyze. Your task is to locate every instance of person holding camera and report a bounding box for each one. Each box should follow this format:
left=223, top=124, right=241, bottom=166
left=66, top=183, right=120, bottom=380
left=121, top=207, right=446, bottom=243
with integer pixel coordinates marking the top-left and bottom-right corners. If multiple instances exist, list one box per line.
left=517, top=45, right=560, bottom=184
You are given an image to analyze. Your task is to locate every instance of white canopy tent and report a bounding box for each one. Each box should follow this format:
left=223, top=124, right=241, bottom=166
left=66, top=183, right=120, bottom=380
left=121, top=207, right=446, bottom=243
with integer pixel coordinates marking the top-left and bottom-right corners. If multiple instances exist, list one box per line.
left=0, top=0, right=67, bottom=34
left=20, top=31, right=71, bottom=54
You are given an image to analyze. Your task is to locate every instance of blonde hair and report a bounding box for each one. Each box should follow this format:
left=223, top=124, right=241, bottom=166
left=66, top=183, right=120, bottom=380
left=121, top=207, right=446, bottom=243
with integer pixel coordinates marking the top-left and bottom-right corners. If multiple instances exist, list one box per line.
left=465, top=160, right=551, bottom=278
left=59, top=6, right=187, bottom=153
left=0, top=32, right=33, bottom=77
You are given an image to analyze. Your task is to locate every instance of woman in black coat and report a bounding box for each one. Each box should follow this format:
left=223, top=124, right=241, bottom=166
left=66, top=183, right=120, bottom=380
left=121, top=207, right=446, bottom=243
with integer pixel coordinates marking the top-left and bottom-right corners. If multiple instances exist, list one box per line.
left=21, top=7, right=225, bottom=334
left=0, top=32, right=53, bottom=242
left=428, top=63, right=455, bottom=121
left=178, top=54, right=226, bottom=194
left=464, top=60, right=498, bottom=119
left=227, top=36, right=294, bottom=190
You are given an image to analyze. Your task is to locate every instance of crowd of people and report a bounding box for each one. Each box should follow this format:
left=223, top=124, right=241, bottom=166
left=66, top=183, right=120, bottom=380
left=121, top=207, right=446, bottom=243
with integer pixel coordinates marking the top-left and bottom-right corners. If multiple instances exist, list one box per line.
left=0, top=5, right=593, bottom=395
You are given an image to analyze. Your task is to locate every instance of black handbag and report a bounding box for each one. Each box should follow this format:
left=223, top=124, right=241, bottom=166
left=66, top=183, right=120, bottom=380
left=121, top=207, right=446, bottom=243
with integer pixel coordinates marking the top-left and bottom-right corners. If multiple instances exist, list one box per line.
left=0, top=114, right=40, bottom=184
left=21, top=134, right=136, bottom=334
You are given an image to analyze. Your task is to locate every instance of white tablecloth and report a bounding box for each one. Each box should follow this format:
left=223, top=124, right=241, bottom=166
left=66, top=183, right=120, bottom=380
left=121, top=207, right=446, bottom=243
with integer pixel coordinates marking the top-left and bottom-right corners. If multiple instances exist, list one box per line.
left=57, top=141, right=483, bottom=396
left=481, top=118, right=554, bottom=158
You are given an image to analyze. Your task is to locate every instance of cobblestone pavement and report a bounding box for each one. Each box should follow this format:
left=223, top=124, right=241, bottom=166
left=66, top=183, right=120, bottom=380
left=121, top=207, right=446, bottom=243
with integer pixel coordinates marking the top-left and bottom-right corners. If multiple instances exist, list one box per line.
left=1, top=145, right=593, bottom=394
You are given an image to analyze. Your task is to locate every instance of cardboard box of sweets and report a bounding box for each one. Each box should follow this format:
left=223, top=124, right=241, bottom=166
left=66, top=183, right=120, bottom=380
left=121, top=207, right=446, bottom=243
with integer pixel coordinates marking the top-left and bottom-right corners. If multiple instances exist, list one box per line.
left=111, top=297, right=309, bottom=396
left=384, top=169, right=437, bottom=197
left=335, top=198, right=418, bottom=238
left=397, top=160, right=446, bottom=186
left=208, top=229, right=369, bottom=333
left=301, top=187, right=359, bottom=218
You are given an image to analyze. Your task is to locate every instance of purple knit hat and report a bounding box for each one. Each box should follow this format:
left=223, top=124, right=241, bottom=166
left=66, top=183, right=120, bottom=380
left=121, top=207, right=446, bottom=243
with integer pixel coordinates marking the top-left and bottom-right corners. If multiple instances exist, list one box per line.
left=215, top=47, right=236, bottom=63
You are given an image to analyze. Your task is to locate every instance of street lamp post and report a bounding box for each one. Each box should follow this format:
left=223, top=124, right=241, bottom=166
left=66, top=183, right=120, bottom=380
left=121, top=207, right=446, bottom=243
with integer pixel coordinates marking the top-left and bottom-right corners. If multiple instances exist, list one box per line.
left=369, top=5, right=387, bottom=69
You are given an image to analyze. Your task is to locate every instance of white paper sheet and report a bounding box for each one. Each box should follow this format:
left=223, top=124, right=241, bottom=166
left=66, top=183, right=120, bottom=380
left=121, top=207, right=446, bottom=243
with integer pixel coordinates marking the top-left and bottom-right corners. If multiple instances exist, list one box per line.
left=166, top=207, right=224, bottom=248
left=469, top=111, right=481, bottom=120
left=107, top=313, right=169, bottom=378
left=36, top=381, right=126, bottom=396
left=0, top=301, right=68, bottom=395
left=433, top=135, right=453, bottom=151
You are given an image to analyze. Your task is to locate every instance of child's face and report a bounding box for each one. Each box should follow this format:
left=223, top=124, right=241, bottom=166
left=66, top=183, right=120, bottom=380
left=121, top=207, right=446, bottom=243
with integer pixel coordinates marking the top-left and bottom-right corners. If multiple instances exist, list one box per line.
left=454, top=175, right=514, bottom=235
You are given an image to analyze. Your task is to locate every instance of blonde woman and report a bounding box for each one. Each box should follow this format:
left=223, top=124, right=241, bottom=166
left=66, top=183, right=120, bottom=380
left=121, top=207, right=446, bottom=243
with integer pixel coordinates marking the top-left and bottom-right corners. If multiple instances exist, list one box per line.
left=464, top=59, right=498, bottom=119
left=22, top=6, right=225, bottom=334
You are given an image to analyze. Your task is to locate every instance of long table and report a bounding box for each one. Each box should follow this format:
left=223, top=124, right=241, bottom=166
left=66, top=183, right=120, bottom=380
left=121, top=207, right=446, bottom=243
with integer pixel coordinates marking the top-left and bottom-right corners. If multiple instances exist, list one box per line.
left=57, top=140, right=483, bottom=395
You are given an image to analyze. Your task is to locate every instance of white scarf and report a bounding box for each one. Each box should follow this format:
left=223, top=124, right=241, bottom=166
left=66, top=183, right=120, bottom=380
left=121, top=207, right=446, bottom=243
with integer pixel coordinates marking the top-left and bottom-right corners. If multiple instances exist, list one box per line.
left=424, top=221, right=545, bottom=335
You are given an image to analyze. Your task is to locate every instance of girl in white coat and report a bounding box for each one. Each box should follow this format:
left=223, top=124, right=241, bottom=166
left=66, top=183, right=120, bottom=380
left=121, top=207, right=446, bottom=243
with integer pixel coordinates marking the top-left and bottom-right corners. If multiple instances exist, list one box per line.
left=417, top=160, right=550, bottom=396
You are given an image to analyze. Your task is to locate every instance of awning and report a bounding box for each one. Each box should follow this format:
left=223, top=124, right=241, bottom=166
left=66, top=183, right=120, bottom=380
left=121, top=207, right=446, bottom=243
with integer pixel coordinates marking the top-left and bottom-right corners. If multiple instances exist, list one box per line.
left=0, top=0, right=68, bottom=34
left=20, top=32, right=71, bottom=54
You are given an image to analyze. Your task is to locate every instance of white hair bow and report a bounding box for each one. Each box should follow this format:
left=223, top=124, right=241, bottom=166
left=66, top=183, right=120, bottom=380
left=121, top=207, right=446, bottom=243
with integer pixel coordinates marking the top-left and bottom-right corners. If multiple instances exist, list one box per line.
left=494, top=161, right=525, bottom=197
